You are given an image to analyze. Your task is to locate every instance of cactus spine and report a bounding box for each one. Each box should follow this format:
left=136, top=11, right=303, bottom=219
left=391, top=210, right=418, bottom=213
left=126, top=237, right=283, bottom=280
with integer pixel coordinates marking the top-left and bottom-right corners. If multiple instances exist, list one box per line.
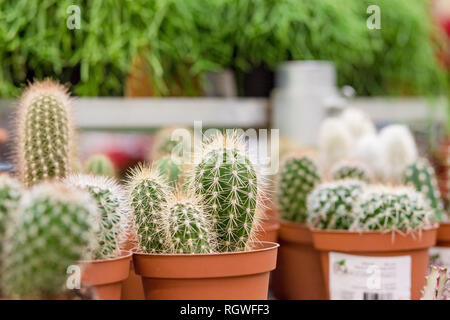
left=65, top=174, right=129, bottom=259
left=307, top=180, right=365, bottom=230
left=403, top=158, right=444, bottom=222
left=330, top=160, right=373, bottom=183
left=3, top=182, right=99, bottom=299
left=354, top=186, right=433, bottom=231
left=192, top=131, right=262, bottom=252
left=85, top=154, right=116, bottom=178
left=127, top=165, right=171, bottom=253
left=17, top=79, right=76, bottom=187
left=277, top=155, right=320, bottom=223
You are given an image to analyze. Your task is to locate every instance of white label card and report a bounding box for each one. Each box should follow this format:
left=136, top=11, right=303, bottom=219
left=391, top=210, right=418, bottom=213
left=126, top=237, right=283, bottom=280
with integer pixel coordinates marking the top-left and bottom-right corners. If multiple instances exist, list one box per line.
left=328, top=252, right=411, bottom=300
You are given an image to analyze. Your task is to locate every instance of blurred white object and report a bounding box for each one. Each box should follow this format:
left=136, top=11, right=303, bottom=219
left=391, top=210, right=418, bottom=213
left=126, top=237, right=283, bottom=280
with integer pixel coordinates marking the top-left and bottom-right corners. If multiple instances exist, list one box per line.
left=379, top=124, right=418, bottom=184
left=355, top=133, right=383, bottom=179
left=272, top=61, right=346, bottom=147
left=318, top=117, right=353, bottom=172
left=204, top=69, right=237, bottom=97
left=340, top=107, right=376, bottom=141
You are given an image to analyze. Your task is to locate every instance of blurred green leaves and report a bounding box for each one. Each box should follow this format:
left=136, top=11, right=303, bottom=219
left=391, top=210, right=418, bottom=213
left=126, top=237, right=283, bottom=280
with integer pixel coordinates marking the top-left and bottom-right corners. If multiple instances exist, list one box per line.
left=0, top=0, right=446, bottom=97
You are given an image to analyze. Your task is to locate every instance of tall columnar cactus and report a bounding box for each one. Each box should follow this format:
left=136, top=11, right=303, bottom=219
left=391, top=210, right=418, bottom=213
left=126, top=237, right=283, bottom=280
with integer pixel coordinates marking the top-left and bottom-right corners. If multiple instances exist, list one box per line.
left=330, top=160, right=373, bottom=183
left=151, top=126, right=192, bottom=161
left=379, top=124, right=418, bottom=184
left=318, top=117, right=353, bottom=171
left=277, top=155, right=320, bottom=223
left=85, top=154, right=116, bottom=178
left=3, top=182, right=99, bottom=299
left=403, top=158, right=445, bottom=222
left=307, top=180, right=365, bottom=230
left=340, top=107, right=376, bottom=141
left=64, top=174, right=129, bottom=259
left=126, top=165, right=172, bottom=253
left=156, top=156, right=182, bottom=187
left=354, top=186, right=433, bottom=231
left=17, top=79, right=76, bottom=187
left=192, top=131, right=262, bottom=252
left=422, top=266, right=448, bottom=300
left=165, top=193, right=215, bottom=254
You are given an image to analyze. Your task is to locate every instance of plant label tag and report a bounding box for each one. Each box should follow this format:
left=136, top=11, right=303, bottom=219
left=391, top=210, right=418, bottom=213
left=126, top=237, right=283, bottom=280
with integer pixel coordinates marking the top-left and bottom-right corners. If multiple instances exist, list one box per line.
left=328, top=252, right=411, bottom=300
left=429, top=247, right=450, bottom=268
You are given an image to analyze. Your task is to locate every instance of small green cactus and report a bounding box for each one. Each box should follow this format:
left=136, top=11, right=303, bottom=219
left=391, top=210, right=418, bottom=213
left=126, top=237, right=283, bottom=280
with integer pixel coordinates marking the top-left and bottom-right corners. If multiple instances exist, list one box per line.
left=16, top=79, right=76, bottom=187
left=277, top=154, right=320, bottom=223
left=3, top=182, right=99, bottom=299
left=354, top=186, right=433, bottom=231
left=307, top=180, right=365, bottom=230
left=330, top=160, right=373, bottom=183
left=156, top=156, right=182, bottom=187
left=422, top=266, right=448, bottom=300
left=85, top=154, right=116, bottom=178
left=126, top=165, right=172, bottom=253
left=403, top=158, right=445, bottom=222
left=65, top=174, right=129, bottom=259
left=192, top=131, right=262, bottom=252
left=165, top=193, right=215, bottom=254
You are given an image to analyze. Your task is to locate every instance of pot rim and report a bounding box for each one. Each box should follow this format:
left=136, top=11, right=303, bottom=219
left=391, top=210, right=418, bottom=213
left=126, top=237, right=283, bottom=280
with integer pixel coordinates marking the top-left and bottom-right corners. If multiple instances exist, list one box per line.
left=79, top=250, right=132, bottom=265
left=133, top=241, right=279, bottom=257
left=310, top=225, right=438, bottom=235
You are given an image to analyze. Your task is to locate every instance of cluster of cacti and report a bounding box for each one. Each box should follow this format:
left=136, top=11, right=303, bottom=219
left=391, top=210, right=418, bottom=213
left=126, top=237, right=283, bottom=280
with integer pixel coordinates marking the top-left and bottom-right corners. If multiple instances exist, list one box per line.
left=422, top=266, right=448, bottom=300
left=403, top=158, right=444, bottom=222
left=85, top=154, right=116, bottom=178
left=306, top=180, right=365, bottom=230
left=156, top=156, right=182, bottom=187
left=277, top=155, right=320, bottom=223
left=64, top=174, right=129, bottom=259
left=151, top=126, right=193, bottom=161
left=330, top=160, right=373, bottom=183
left=2, top=182, right=99, bottom=299
left=16, top=79, right=76, bottom=187
left=353, top=186, right=433, bottom=231
left=191, top=132, right=262, bottom=252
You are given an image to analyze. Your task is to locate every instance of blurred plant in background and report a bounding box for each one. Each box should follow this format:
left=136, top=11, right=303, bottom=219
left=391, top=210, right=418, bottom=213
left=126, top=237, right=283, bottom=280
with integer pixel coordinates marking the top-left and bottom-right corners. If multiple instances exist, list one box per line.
left=0, top=0, right=447, bottom=97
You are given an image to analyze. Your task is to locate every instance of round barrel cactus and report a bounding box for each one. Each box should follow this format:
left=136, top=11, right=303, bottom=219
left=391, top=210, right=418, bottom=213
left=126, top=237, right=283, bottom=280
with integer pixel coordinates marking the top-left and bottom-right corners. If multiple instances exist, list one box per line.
left=277, top=155, right=320, bottom=223
left=330, top=160, right=373, bottom=183
left=354, top=186, right=433, bottom=231
left=3, top=182, right=99, bottom=299
left=85, top=154, right=116, bottom=178
left=307, top=180, right=365, bottom=230
left=192, top=131, right=262, bottom=252
left=16, top=79, right=76, bottom=187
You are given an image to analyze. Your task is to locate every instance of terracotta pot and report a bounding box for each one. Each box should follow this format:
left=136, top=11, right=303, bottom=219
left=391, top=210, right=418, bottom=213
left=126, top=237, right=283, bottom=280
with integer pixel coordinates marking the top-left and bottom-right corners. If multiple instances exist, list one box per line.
left=133, top=242, right=279, bottom=300
left=312, top=228, right=437, bottom=300
left=271, top=221, right=326, bottom=300
left=256, top=218, right=280, bottom=243
left=120, top=262, right=145, bottom=300
left=437, top=222, right=450, bottom=246
left=79, top=251, right=132, bottom=300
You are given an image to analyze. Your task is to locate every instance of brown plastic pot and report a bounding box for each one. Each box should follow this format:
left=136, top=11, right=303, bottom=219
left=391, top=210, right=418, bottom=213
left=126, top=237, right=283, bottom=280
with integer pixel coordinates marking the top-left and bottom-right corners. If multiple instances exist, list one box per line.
left=271, top=221, right=326, bottom=300
left=133, top=242, right=279, bottom=300
left=437, top=222, right=450, bottom=246
left=79, top=251, right=132, bottom=300
left=312, top=228, right=438, bottom=300
left=256, top=218, right=280, bottom=243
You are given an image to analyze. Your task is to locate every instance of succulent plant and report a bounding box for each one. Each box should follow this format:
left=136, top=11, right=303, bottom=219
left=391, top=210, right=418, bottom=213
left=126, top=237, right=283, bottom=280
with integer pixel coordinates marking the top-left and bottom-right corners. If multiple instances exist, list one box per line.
left=403, top=158, right=445, bottom=222
left=16, top=79, right=76, bottom=187
left=379, top=124, right=418, bottom=184
left=2, top=182, right=99, bottom=299
left=156, top=155, right=182, bottom=187
left=277, top=154, right=320, bottom=223
left=422, top=266, right=448, bottom=300
left=64, top=174, right=129, bottom=260
left=192, top=131, right=262, bottom=252
left=307, top=180, right=365, bottom=230
left=151, top=126, right=192, bottom=161
left=165, top=193, right=215, bottom=254
left=330, top=160, right=373, bottom=183
left=85, top=154, right=116, bottom=178
left=126, top=165, right=172, bottom=253
left=353, top=186, right=433, bottom=232
left=340, top=107, right=376, bottom=141
left=318, top=117, right=353, bottom=171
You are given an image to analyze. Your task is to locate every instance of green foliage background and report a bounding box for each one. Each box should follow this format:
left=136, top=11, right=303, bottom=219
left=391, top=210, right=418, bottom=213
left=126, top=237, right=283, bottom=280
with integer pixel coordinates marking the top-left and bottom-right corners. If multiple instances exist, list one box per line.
left=0, top=0, right=447, bottom=97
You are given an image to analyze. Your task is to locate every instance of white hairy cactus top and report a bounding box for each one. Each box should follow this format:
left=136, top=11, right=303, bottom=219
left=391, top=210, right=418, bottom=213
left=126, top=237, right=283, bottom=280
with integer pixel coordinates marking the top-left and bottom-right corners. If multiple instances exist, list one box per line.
left=354, top=133, right=383, bottom=179
left=318, top=117, right=353, bottom=172
left=379, top=124, right=418, bottom=184
left=340, top=107, right=376, bottom=141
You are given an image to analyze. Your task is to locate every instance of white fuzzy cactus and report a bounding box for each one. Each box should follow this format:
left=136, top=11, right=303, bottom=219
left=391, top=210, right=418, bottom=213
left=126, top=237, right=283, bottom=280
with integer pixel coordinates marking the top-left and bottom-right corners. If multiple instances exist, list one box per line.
left=318, top=117, right=353, bottom=172
left=340, top=107, right=376, bottom=141
left=379, top=124, right=418, bottom=184
left=354, top=133, right=383, bottom=179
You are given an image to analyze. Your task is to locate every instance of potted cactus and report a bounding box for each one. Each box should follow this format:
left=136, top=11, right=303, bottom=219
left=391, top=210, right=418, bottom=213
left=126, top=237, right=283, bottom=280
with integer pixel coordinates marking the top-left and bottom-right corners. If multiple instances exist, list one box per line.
left=130, top=131, right=278, bottom=300
left=271, top=153, right=326, bottom=300
left=310, top=183, right=437, bottom=300
left=85, top=154, right=117, bottom=178
left=64, top=174, right=133, bottom=300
